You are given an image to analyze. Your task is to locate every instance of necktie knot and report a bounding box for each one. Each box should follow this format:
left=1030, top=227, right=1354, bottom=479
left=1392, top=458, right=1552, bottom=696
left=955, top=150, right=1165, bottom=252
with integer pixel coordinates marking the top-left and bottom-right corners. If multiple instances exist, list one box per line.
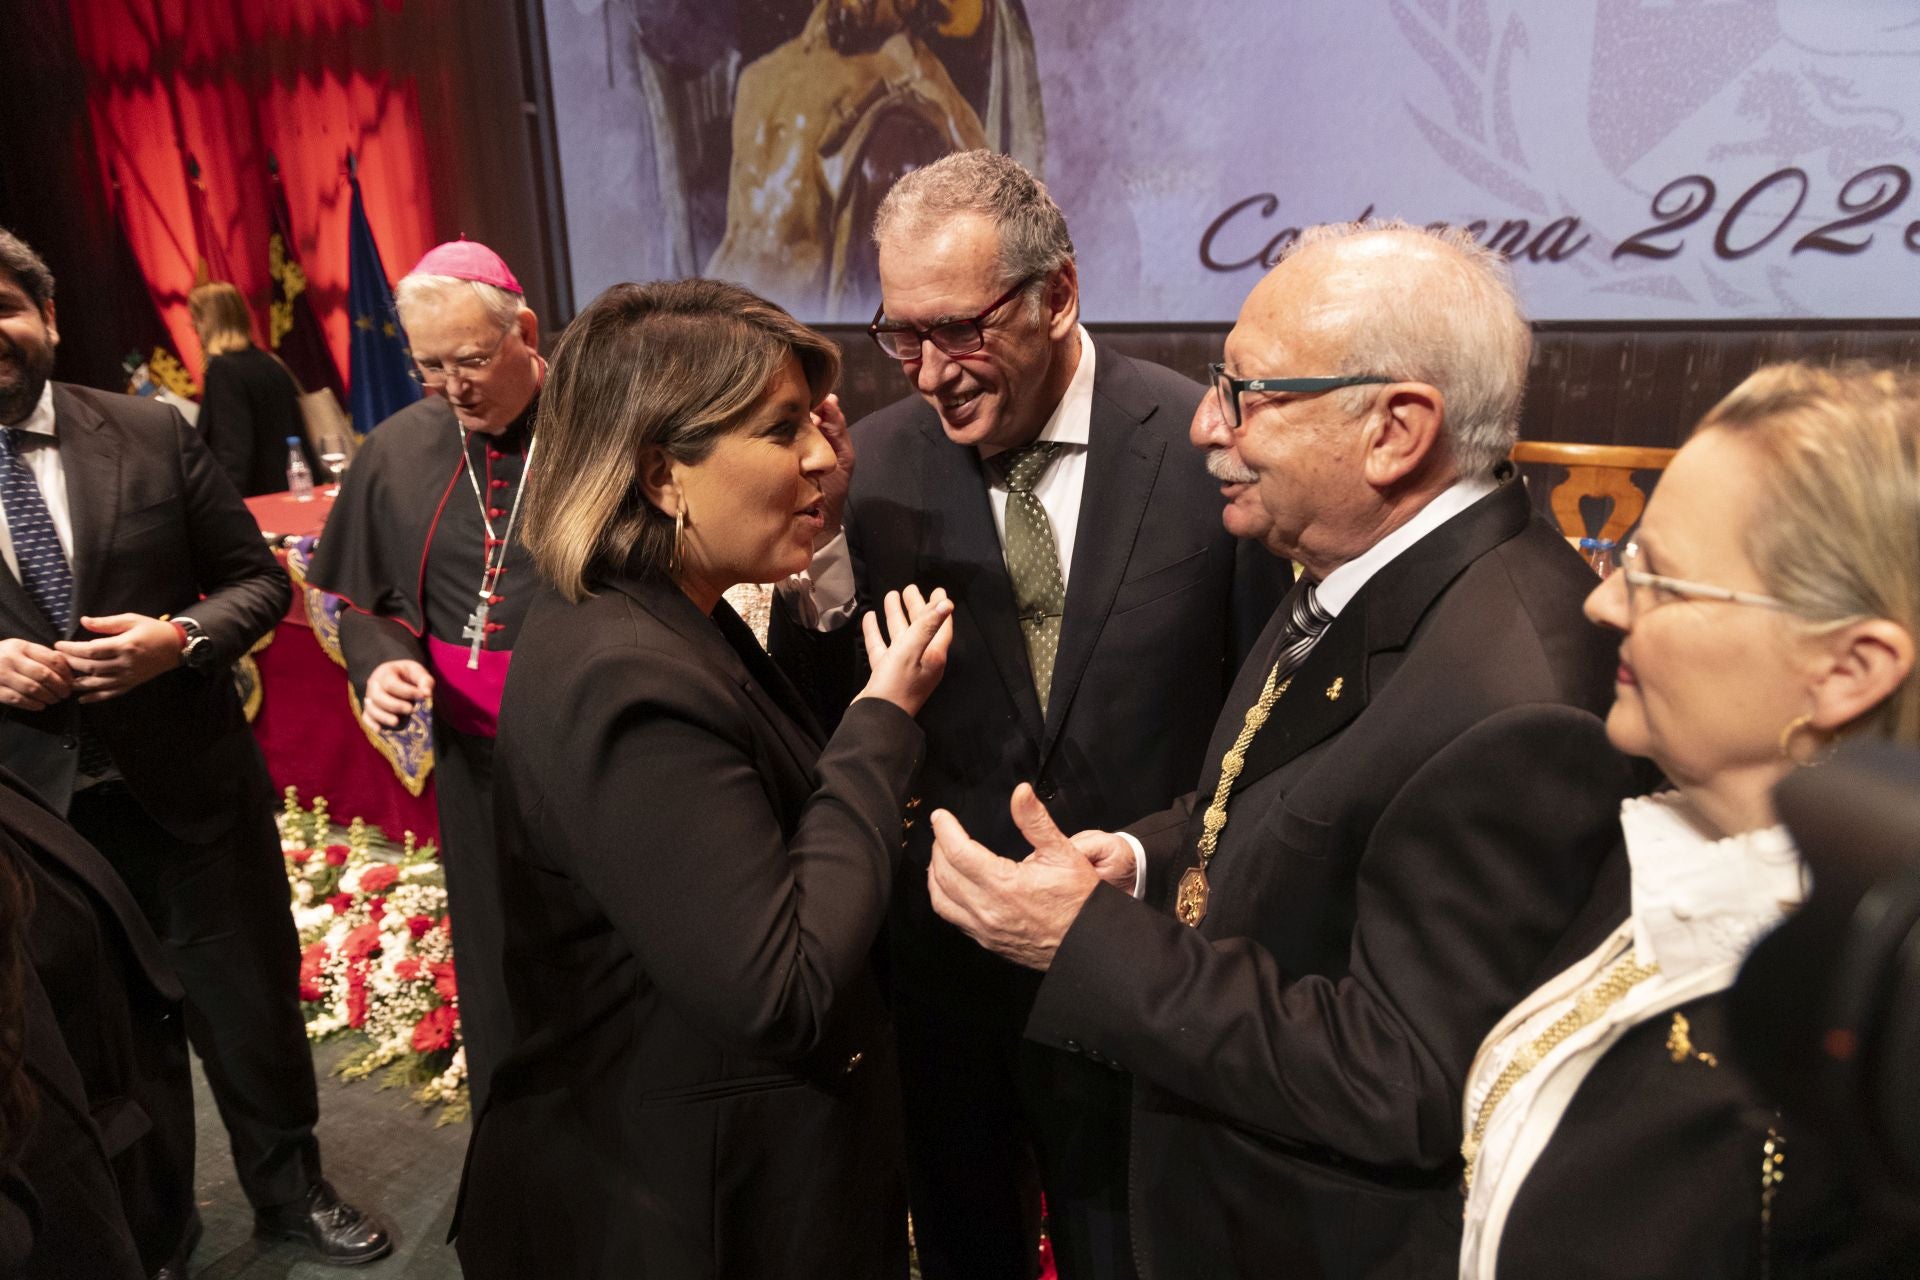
left=993, top=441, right=1062, bottom=495
left=1289, top=581, right=1333, bottom=645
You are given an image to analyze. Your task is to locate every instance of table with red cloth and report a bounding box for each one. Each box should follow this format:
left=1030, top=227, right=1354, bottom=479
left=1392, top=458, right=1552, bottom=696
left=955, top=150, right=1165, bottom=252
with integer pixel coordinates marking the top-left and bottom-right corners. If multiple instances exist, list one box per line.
left=244, top=490, right=440, bottom=845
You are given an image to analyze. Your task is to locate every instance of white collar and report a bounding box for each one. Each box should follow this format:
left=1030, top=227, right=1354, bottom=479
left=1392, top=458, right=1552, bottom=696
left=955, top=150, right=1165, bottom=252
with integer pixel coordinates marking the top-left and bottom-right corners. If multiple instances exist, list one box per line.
left=1029, top=326, right=1096, bottom=451
left=12, top=382, right=55, bottom=438
left=1623, top=791, right=1806, bottom=980
left=1313, top=474, right=1498, bottom=616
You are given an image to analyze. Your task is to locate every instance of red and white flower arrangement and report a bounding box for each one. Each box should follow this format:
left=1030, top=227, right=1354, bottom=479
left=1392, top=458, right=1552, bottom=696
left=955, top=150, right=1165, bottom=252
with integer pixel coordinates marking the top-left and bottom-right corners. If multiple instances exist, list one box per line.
left=280, top=789, right=468, bottom=1121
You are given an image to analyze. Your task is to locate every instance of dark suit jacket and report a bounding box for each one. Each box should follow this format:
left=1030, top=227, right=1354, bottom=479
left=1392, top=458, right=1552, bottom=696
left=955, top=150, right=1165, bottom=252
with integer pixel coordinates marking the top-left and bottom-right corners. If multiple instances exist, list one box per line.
left=197, top=346, right=310, bottom=498
left=1028, top=480, right=1636, bottom=1279
left=1, top=765, right=190, bottom=1277
left=1490, top=844, right=1920, bottom=1279
left=773, top=349, right=1287, bottom=1027
left=0, top=384, right=289, bottom=843
left=457, top=571, right=923, bottom=1279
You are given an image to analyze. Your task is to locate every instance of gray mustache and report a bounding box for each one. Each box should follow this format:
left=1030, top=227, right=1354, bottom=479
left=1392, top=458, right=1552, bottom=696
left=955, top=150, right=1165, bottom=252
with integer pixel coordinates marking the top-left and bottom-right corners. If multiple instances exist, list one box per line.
left=1205, top=450, right=1257, bottom=485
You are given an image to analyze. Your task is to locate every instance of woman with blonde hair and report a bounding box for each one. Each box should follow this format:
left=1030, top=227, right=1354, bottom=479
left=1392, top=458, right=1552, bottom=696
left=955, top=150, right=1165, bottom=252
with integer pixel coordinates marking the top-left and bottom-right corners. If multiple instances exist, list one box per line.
left=454, top=278, right=952, bottom=1279
left=1460, top=362, right=1920, bottom=1277
left=187, top=281, right=312, bottom=495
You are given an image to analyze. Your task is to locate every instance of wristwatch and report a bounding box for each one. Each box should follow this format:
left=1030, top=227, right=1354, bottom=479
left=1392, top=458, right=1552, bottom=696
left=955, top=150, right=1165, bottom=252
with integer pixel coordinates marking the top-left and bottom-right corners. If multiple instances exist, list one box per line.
left=174, top=615, right=214, bottom=670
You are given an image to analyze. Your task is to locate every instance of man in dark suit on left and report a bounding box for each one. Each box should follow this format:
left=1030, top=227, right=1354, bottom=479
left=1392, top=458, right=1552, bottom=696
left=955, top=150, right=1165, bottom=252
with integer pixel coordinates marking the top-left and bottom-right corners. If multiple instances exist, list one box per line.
left=0, top=228, right=389, bottom=1267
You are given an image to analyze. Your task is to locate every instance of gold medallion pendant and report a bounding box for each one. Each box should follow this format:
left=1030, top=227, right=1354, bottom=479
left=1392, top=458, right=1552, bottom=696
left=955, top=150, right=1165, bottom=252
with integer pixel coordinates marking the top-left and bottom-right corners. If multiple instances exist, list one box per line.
left=1175, top=865, right=1210, bottom=927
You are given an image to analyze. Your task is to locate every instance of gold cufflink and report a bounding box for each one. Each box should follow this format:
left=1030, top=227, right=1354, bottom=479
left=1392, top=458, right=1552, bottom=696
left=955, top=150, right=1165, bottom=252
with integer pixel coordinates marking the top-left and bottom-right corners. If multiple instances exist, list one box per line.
left=1325, top=677, right=1344, bottom=701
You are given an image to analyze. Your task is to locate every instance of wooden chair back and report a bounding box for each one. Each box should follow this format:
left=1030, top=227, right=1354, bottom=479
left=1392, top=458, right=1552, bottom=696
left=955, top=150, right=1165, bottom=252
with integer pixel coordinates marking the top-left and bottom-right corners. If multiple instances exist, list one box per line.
left=1509, top=442, right=1677, bottom=544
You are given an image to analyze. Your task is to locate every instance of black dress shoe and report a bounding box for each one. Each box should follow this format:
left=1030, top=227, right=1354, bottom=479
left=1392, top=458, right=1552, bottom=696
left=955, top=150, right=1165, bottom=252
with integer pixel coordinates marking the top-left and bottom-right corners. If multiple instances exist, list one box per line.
left=253, top=1179, right=393, bottom=1266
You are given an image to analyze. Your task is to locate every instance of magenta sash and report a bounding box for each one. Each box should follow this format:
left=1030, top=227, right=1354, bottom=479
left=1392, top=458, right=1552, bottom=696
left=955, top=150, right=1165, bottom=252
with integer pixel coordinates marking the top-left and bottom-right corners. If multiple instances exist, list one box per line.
left=423, top=634, right=513, bottom=738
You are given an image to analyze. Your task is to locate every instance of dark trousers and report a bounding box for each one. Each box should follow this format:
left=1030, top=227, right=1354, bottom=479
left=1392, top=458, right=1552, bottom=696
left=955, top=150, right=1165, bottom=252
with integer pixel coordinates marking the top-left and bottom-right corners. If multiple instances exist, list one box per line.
left=896, top=1006, right=1139, bottom=1280
left=69, top=781, right=321, bottom=1209
left=431, top=723, right=512, bottom=1115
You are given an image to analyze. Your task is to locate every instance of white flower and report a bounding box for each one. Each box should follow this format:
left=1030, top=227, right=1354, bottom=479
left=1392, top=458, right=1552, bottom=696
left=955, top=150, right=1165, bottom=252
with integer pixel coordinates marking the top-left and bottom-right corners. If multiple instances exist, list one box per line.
left=295, top=880, right=314, bottom=906
left=339, top=867, right=363, bottom=895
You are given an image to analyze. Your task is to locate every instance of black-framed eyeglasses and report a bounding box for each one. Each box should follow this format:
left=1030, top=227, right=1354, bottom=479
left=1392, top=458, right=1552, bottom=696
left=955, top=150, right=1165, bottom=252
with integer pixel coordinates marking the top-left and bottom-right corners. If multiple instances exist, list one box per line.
left=1206, top=363, right=1392, bottom=429
left=409, top=322, right=517, bottom=387
left=868, top=273, right=1040, bottom=361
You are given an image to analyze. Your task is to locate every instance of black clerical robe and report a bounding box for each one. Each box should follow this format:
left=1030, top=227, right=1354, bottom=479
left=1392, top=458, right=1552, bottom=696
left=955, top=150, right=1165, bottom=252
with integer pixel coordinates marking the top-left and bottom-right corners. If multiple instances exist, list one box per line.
left=303, top=392, right=538, bottom=1112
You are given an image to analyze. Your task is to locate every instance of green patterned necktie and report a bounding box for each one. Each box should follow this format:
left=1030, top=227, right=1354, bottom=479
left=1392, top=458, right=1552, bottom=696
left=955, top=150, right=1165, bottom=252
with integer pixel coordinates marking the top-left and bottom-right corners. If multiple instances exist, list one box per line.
left=992, top=441, right=1066, bottom=714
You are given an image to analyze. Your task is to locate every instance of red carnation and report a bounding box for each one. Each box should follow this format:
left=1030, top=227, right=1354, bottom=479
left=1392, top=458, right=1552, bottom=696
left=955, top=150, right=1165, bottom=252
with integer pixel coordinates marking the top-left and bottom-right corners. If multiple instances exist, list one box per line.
left=411, top=1005, right=458, bottom=1053
left=358, top=864, right=400, bottom=893
left=288, top=847, right=312, bottom=865
left=342, top=922, right=382, bottom=961
left=346, top=979, right=368, bottom=1028
left=324, top=844, right=350, bottom=867
left=367, top=897, right=387, bottom=923
left=430, top=961, right=458, bottom=1003
left=328, top=893, right=353, bottom=915
left=298, top=942, right=330, bottom=1002
left=406, top=915, right=434, bottom=938
left=393, top=958, right=423, bottom=982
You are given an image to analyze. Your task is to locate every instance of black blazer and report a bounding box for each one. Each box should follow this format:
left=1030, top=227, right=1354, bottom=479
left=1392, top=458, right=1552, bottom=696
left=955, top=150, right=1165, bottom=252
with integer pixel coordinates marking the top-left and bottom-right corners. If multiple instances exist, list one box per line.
left=773, top=348, right=1287, bottom=1027
left=457, top=572, right=923, bottom=1279
left=1490, top=844, right=1920, bottom=1279
left=1, top=765, right=191, bottom=1277
left=0, top=385, right=289, bottom=842
left=1028, top=480, right=1637, bottom=1280
left=196, top=346, right=309, bottom=498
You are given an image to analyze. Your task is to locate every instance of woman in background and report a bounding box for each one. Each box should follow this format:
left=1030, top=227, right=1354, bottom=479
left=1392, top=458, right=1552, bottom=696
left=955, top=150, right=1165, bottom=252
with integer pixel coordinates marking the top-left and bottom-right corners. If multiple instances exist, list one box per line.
left=187, top=281, right=311, bottom=496
left=456, top=279, right=951, bottom=1279
left=1461, top=362, right=1920, bottom=1278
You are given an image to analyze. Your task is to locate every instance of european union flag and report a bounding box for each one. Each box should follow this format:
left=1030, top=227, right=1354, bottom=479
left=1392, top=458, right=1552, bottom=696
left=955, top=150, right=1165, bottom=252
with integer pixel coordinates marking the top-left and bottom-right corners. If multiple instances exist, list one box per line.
left=345, top=158, right=420, bottom=432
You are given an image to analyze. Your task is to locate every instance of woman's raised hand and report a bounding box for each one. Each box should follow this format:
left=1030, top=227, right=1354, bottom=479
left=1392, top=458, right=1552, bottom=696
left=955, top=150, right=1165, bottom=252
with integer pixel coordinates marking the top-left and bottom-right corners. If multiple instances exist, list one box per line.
left=857, top=585, right=954, bottom=717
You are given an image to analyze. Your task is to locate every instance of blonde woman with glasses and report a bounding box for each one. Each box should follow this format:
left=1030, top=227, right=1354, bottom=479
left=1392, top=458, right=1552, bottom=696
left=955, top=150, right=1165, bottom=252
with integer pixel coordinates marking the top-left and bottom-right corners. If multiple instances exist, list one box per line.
left=1460, top=363, right=1920, bottom=1278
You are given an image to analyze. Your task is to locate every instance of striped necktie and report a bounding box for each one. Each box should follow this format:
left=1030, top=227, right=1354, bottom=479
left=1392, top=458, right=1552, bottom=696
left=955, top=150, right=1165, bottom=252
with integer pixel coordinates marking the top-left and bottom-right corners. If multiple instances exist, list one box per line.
left=0, top=427, right=72, bottom=634
left=1271, top=578, right=1333, bottom=686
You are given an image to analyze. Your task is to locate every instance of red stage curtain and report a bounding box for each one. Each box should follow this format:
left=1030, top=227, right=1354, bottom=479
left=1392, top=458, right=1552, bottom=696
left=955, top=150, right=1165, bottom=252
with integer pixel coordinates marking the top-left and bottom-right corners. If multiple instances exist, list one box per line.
left=68, top=0, right=446, bottom=388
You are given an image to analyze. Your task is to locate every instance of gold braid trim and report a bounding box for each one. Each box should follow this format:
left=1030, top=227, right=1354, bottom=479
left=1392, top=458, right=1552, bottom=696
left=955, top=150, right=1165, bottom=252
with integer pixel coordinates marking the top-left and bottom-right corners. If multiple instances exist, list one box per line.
left=1462, top=952, right=1661, bottom=1191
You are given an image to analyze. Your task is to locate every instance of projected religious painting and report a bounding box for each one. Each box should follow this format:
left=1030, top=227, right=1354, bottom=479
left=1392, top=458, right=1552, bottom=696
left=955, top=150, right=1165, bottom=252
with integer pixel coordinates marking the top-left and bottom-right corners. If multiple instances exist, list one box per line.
left=546, top=0, right=1920, bottom=322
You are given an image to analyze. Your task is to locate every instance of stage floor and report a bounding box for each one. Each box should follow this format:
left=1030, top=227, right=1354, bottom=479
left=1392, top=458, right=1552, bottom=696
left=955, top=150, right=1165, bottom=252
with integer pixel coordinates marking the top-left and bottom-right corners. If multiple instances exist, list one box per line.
left=182, top=1039, right=468, bottom=1278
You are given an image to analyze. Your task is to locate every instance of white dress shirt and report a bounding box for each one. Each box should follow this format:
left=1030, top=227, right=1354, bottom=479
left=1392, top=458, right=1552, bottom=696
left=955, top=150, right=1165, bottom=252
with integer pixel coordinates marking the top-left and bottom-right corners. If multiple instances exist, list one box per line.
left=0, top=382, right=77, bottom=583
left=779, top=328, right=1099, bottom=630
left=1457, top=792, right=1807, bottom=1279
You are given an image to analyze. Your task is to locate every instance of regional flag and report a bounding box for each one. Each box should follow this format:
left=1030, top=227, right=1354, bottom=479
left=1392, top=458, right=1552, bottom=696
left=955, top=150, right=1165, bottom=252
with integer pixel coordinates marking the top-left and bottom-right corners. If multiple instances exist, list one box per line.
left=267, top=154, right=346, bottom=402
left=345, top=155, right=421, bottom=432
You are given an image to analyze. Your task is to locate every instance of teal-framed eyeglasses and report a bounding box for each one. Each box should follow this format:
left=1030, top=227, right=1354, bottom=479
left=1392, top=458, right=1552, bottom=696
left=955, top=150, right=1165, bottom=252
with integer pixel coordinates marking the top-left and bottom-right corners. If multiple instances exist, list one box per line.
left=1206, top=363, right=1392, bottom=428
left=1618, top=538, right=1790, bottom=623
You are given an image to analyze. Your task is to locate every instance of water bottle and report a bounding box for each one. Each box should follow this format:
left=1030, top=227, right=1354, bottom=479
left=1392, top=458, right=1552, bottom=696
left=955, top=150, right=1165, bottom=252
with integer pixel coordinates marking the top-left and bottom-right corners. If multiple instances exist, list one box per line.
left=286, top=437, right=315, bottom=502
left=1578, top=536, right=1616, bottom=577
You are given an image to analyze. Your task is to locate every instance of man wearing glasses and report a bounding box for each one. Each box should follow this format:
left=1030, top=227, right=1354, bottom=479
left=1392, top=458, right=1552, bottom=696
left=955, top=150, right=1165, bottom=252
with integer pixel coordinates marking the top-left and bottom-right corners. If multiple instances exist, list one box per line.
left=924, top=222, right=1635, bottom=1279
left=773, top=150, right=1287, bottom=1280
left=304, top=239, right=545, bottom=1115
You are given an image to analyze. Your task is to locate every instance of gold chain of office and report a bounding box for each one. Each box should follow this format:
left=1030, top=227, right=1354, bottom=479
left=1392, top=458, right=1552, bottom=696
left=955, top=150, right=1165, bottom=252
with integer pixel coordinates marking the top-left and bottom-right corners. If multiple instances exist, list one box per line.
left=1175, top=661, right=1289, bottom=928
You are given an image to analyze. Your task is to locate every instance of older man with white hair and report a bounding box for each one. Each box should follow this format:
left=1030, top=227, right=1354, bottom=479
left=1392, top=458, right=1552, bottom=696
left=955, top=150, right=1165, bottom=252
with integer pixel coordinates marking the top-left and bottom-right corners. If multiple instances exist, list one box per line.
left=304, top=239, right=545, bottom=1114
left=927, top=222, right=1637, bottom=1279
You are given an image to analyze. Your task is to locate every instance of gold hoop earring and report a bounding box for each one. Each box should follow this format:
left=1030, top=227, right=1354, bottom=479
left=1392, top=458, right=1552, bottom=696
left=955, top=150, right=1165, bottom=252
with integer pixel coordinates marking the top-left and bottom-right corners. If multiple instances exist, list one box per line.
left=670, top=504, right=686, bottom=577
left=1777, top=713, right=1835, bottom=767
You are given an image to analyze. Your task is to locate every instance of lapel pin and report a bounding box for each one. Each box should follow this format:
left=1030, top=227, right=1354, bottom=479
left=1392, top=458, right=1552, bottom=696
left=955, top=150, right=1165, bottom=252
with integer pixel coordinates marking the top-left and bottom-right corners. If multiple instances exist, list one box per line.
left=1325, top=677, right=1344, bottom=701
